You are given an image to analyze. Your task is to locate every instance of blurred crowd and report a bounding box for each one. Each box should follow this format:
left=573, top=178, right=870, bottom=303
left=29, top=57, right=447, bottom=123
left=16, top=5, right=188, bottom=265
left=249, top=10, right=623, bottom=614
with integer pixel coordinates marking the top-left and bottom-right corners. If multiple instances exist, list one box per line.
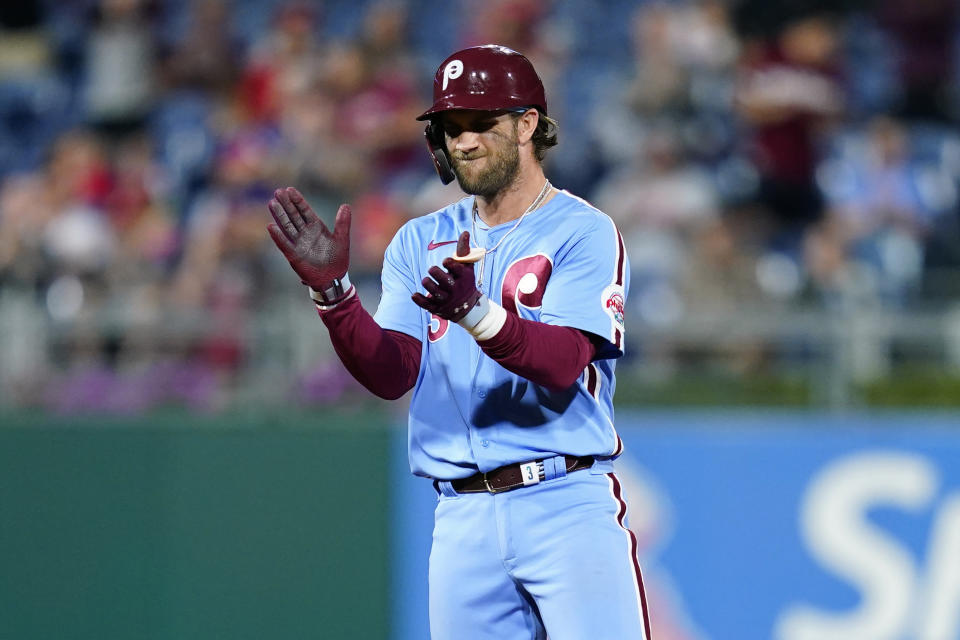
left=1, top=0, right=959, bottom=411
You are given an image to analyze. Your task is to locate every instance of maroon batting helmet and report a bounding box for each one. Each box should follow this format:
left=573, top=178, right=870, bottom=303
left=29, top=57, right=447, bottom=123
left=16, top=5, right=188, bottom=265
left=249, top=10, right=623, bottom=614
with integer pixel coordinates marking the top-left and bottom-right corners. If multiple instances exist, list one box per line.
left=416, top=44, right=548, bottom=120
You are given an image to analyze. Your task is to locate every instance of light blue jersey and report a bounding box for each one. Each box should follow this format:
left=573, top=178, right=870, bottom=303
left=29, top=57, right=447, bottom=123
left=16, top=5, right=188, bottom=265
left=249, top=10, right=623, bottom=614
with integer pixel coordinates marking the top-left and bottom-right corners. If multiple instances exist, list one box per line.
left=374, top=190, right=630, bottom=480
left=374, top=190, right=649, bottom=639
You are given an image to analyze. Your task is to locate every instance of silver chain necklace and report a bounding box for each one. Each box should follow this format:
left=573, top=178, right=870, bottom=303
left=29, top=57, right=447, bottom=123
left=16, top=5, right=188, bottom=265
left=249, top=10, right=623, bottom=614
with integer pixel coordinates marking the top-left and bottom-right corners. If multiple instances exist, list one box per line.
left=472, top=179, right=552, bottom=290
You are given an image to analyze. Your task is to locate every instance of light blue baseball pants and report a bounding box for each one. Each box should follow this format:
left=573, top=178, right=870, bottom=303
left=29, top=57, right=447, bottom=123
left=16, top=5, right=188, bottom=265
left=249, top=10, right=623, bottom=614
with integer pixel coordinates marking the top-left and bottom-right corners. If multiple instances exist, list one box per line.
left=429, top=458, right=652, bottom=639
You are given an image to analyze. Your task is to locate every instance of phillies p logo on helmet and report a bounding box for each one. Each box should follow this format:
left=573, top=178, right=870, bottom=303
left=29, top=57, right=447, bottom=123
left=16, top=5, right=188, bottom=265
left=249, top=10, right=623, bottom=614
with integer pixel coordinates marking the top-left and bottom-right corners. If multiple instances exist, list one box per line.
left=416, top=45, right=548, bottom=121
left=442, top=60, right=463, bottom=90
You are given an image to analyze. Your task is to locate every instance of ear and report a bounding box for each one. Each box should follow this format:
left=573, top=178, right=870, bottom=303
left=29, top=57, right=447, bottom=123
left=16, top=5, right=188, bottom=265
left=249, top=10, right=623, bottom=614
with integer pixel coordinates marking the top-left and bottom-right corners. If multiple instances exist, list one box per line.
left=515, top=108, right=539, bottom=145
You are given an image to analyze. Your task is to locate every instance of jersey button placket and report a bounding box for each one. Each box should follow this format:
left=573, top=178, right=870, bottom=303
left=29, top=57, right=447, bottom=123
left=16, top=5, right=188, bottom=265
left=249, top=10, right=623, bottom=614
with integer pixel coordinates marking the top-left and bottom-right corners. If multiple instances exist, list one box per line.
left=470, top=387, right=490, bottom=466
left=473, top=389, right=489, bottom=451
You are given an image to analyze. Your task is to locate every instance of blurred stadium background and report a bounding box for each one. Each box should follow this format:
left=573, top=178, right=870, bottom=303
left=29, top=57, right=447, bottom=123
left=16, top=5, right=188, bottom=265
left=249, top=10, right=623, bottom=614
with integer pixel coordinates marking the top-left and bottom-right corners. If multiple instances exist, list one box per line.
left=2, top=0, right=960, bottom=639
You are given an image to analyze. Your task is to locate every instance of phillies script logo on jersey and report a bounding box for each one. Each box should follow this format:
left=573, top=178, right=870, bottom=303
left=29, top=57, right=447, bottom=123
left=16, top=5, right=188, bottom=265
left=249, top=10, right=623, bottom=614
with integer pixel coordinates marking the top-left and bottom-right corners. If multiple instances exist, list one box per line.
left=605, top=291, right=625, bottom=325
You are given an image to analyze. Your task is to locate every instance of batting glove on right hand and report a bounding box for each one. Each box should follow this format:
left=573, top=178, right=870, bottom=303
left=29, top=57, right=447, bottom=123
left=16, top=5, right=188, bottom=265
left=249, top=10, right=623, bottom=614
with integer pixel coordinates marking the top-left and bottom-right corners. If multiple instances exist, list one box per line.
left=412, top=231, right=484, bottom=324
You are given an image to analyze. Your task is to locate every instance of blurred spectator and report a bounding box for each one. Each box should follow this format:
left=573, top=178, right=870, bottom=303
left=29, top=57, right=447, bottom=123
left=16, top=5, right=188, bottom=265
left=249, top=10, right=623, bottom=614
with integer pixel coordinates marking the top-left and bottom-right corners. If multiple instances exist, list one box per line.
left=735, top=12, right=844, bottom=250
left=239, top=2, right=427, bottom=201
left=321, top=39, right=423, bottom=192
left=239, top=1, right=323, bottom=125
left=815, top=115, right=957, bottom=303
left=594, top=126, right=720, bottom=327
left=357, top=1, right=417, bottom=75
left=0, top=174, right=46, bottom=283
left=41, top=130, right=116, bottom=286
left=82, top=0, right=160, bottom=134
left=0, top=1, right=50, bottom=78
left=679, top=213, right=767, bottom=314
left=877, top=0, right=959, bottom=122
left=160, top=0, right=241, bottom=98
left=352, top=1, right=426, bottom=191
left=461, top=0, right=550, bottom=53
left=590, top=0, right=740, bottom=297
left=170, top=136, right=274, bottom=313
left=102, top=132, right=177, bottom=306
left=594, top=1, right=738, bottom=167
left=0, top=1, right=73, bottom=175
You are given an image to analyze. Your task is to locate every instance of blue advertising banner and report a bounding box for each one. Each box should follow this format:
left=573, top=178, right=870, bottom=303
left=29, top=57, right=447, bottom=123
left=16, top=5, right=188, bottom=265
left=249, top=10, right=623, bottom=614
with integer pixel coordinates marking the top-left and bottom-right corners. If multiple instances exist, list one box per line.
left=390, top=411, right=960, bottom=640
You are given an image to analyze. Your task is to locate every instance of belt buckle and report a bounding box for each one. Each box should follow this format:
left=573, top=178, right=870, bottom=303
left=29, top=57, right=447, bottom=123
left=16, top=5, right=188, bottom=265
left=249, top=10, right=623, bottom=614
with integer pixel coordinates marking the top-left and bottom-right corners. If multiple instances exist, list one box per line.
left=482, top=471, right=504, bottom=494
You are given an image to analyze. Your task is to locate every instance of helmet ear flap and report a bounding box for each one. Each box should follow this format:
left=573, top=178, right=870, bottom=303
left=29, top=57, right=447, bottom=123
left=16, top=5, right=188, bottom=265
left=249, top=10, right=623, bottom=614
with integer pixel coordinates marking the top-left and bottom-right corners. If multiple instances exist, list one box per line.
left=425, top=121, right=455, bottom=185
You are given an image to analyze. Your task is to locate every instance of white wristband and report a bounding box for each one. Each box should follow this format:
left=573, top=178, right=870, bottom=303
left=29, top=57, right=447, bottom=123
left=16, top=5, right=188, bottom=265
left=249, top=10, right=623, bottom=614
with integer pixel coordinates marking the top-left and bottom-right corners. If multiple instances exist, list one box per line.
left=309, top=273, right=352, bottom=304
left=457, top=295, right=489, bottom=330
left=311, top=285, right=356, bottom=311
left=458, top=297, right=508, bottom=341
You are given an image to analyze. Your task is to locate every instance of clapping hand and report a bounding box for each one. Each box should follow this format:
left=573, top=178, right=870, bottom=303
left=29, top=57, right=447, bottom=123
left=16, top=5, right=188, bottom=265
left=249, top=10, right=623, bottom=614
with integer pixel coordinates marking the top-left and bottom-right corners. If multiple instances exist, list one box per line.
left=411, top=231, right=483, bottom=323
left=267, top=187, right=351, bottom=292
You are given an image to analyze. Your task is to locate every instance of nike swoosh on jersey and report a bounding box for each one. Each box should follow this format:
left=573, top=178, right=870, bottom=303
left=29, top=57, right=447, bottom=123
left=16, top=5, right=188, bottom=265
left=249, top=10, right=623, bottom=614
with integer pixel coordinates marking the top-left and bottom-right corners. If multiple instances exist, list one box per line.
left=427, top=240, right=458, bottom=250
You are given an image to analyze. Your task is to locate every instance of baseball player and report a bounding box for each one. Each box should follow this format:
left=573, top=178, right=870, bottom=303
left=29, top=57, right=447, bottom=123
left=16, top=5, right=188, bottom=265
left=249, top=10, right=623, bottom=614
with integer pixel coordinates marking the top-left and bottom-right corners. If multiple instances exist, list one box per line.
left=267, top=44, right=650, bottom=640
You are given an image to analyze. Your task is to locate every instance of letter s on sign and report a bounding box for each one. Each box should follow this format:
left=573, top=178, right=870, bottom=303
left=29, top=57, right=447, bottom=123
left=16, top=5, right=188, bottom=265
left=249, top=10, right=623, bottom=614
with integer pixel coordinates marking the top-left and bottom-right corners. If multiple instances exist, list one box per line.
left=775, top=451, right=936, bottom=640
left=918, top=493, right=960, bottom=638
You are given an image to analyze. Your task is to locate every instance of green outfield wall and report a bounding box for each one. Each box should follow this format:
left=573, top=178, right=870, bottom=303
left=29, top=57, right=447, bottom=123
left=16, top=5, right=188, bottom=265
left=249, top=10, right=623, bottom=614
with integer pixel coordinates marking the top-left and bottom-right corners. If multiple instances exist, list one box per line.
left=0, top=411, right=393, bottom=640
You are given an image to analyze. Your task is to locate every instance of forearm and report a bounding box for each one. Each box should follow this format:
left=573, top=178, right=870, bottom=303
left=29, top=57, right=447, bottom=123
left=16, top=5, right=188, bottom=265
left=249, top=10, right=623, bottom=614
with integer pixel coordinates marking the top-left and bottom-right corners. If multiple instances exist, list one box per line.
left=317, top=290, right=421, bottom=400
left=470, top=306, right=596, bottom=392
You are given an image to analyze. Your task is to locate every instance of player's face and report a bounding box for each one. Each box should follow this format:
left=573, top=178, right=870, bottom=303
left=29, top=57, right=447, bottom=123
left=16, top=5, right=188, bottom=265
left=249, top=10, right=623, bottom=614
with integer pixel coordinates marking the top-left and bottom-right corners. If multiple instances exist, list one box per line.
left=441, top=110, right=520, bottom=198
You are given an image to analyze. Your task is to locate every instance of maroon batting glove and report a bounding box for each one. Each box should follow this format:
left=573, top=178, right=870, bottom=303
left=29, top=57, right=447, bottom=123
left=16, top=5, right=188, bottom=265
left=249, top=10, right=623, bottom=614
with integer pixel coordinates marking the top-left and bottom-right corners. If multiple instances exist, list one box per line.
left=267, top=187, right=351, bottom=291
left=411, top=231, right=483, bottom=323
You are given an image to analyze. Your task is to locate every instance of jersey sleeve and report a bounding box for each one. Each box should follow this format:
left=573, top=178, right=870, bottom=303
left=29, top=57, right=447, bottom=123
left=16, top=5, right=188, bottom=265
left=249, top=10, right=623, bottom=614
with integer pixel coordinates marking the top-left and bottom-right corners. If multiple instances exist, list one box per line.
left=373, top=223, right=425, bottom=341
left=539, top=214, right=629, bottom=360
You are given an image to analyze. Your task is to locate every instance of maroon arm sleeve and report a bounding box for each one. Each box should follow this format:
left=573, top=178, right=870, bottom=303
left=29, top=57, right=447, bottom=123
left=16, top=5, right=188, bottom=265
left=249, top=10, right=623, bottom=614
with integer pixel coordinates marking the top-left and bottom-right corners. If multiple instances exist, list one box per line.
left=317, top=293, right=421, bottom=400
left=477, top=311, right=597, bottom=392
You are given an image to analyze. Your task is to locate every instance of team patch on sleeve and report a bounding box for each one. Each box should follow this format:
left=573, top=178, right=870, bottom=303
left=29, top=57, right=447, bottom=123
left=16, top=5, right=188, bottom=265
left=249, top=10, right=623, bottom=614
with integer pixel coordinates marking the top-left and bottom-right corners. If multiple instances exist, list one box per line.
left=601, top=283, right=626, bottom=341
left=602, top=216, right=627, bottom=350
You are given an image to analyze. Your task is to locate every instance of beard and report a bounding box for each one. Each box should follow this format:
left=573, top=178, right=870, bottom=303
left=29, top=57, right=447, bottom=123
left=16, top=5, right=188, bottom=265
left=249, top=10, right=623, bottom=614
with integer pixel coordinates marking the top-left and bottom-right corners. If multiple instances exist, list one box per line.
left=451, top=132, right=520, bottom=198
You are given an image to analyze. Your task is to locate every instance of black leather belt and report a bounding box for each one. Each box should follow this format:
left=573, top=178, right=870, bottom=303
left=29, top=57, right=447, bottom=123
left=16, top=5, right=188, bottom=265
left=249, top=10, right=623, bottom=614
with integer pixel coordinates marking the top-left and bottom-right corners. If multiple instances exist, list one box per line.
left=449, top=455, right=595, bottom=494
